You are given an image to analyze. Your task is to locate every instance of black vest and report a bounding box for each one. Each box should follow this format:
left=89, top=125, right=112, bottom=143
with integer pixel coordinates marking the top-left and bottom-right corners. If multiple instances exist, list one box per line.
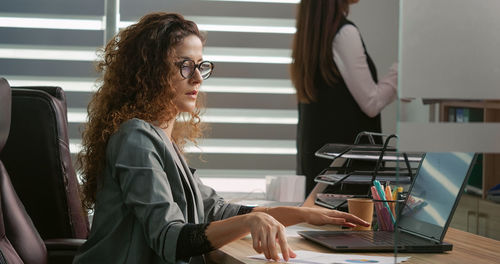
left=296, top=19, right=381, bottom=193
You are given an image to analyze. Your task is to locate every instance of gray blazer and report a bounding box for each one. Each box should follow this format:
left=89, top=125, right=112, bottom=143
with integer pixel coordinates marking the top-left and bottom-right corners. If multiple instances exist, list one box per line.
left=73, top=119, right=241, bottom=264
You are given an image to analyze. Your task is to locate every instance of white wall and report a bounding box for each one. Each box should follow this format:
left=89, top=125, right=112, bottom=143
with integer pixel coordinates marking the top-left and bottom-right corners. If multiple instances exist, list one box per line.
left=398, top=0, right=500, bottom=152
left=400, top=0, right=500, bottom=100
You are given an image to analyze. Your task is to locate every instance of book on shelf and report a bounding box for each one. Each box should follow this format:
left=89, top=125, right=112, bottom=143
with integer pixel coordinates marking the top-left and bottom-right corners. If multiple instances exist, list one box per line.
left=448, top=107, right=484, bottom=122
left=488, top=183, right=500, bottom=195
left=487, top=183, right=500, bottom=202
left=455, top=108, right=464, bottom=122
left=448, top=107, right=455, bottom=122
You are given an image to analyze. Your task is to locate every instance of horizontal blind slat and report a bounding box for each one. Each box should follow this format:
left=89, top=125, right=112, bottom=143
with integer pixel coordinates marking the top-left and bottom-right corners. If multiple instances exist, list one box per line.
left=1, top=0, right=300, bottom=195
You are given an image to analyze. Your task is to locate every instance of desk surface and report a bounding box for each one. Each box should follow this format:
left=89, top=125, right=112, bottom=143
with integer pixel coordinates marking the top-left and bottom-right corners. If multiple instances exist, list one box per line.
left=207, top=227, right=500, bottom=264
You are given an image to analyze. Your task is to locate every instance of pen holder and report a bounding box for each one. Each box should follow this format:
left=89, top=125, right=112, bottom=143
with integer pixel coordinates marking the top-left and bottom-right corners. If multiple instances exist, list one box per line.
left=372, top=199, right=405, bottom=231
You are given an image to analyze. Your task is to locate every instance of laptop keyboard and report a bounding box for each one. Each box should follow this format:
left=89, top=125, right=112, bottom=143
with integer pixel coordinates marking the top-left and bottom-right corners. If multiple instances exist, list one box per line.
left=356, top=232, right=394, bottom=246
left=351, top=231, right=431, bottom=246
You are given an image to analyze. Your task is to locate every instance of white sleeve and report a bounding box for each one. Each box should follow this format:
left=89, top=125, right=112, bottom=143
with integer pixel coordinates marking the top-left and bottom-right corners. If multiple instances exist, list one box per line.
left=333, top=25, right=398, bottom=118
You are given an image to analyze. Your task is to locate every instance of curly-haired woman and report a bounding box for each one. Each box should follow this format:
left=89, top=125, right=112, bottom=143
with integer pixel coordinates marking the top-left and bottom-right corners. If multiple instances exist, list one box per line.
left=73, top=12, right=369, bottom=264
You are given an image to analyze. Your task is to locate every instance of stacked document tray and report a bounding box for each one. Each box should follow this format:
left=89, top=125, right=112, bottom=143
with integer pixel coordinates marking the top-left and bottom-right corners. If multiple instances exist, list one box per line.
left=312, top=132, right=424, bottom=210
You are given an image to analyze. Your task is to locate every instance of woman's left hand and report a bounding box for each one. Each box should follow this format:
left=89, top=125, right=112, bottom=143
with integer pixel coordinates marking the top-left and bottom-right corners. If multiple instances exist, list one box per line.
left=300, top=207, right=370, bottom=228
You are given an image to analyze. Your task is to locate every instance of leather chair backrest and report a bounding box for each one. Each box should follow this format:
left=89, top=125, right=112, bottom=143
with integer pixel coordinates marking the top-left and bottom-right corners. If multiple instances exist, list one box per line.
left=0, top=78, right=10, bottom=152
left=1, top=164, right=48, bottom=264
left=0, top=77, right=48, bottom=264
left=0, top=86, right=89, bottom=240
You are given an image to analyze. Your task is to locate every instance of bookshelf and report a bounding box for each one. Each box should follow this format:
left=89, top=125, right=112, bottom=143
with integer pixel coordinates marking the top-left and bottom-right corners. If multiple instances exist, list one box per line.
left=438, top=100, right=500, bottom=199
left=438, top=100, right=500, bottom=240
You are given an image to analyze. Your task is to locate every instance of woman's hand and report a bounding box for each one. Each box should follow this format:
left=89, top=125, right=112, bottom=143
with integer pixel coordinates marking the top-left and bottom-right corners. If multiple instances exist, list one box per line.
left=245, top=212, right=297, bottom=262
left=301, top=207, right=370, bottom=228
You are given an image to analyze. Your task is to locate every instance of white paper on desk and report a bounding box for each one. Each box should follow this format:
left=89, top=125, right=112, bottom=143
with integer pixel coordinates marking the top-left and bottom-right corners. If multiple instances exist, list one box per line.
left=249, top=250, right=410, bottom=264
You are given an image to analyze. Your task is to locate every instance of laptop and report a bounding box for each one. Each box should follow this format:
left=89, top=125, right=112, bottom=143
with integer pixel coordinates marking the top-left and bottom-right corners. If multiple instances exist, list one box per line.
left=299, top=152, right=477, bottom=253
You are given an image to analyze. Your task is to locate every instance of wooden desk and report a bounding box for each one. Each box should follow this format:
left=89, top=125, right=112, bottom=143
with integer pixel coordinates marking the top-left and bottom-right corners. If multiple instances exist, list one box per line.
left=207, top=227, right=500, bottom=264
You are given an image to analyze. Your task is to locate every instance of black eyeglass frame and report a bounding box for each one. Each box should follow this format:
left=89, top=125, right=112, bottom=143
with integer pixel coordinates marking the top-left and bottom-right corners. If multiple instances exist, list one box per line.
left=175, top=59, right=214, bottom=80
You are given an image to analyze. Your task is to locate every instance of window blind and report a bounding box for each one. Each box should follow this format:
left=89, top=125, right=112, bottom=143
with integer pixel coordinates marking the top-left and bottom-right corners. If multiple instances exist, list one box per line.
left=1, top=0, right=299, bottom=199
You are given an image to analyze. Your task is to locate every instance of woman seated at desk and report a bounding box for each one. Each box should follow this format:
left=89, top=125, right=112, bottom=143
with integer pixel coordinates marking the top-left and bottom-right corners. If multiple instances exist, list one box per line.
left=73, top=12, right=369, bottom=264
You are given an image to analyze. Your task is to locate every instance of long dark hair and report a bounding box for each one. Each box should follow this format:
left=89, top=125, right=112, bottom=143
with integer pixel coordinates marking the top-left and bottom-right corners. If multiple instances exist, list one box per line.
left=78, top=12, right=205, bottom=210
left=290, top=0, right=350, bottom=103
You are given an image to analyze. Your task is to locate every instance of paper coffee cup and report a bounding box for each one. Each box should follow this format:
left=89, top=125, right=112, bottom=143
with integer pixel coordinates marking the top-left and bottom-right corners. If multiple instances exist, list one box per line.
left=347, top=198, right=374, bottom=231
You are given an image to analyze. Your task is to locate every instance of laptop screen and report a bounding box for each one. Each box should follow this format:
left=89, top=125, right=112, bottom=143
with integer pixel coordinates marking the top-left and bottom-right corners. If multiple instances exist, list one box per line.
left=398, top=152, right=476, bottom=241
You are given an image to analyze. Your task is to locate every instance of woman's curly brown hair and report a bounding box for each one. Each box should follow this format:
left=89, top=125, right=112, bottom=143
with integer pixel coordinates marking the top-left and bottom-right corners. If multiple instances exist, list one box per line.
left=77, top=12, right=205, bottom=211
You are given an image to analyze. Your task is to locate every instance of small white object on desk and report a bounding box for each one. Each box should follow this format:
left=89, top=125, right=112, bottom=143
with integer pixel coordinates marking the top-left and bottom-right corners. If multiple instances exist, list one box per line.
left=266, top=175, right=306, bottom=202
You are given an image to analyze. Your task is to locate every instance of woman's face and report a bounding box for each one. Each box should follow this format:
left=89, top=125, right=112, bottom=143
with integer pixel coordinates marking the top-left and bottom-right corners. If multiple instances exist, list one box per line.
left=171, top=34, right=204, bottom=114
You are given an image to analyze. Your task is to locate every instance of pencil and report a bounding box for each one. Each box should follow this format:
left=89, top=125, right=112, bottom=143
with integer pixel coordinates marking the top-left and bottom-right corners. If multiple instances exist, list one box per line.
left=385, top=185, right=395, bottom=217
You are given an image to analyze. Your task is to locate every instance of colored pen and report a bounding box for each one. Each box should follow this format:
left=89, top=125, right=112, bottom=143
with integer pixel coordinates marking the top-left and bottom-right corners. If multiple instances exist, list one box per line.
left=385, top=185, right=395, bottom=217
left=371, top=186, right=387, bottom=231
left=380, top=207, right=394, bottom=231
left=373, top=180, right=396, bottom=225
left=392, top=187, right=398, bottom=201
left=396, top=187, right=403, bottom=200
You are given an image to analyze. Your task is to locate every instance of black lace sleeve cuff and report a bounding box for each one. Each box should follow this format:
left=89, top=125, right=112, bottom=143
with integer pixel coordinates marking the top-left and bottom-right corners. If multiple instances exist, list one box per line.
left=176, top=223, right=214, bottom=261
left=236, top=205, right=255, bottom=215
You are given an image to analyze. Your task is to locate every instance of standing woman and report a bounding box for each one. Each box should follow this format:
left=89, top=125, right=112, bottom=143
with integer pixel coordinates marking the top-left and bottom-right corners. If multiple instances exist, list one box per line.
left=291, top=0, right=398, bottom=194
left=74, top=12, right=368, bottom=264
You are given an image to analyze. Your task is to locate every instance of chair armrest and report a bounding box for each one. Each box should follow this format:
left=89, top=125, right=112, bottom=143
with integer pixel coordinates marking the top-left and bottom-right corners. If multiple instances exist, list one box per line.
left=44, top=238, right=86, bottom=264
left=44, top=238, right=86, bottom=250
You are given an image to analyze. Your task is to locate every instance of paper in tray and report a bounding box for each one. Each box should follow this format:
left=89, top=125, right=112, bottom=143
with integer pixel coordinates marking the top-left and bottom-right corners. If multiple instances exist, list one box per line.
left=316, top=173, right=412, bottom=185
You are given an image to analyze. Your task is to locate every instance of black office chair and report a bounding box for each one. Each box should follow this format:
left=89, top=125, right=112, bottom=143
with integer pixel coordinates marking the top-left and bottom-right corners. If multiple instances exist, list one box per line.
left=0, top=78, right=86, bottom=263
left=1, top=77, right=48, bottom=264
left=1, top=85, right=89, bottom=240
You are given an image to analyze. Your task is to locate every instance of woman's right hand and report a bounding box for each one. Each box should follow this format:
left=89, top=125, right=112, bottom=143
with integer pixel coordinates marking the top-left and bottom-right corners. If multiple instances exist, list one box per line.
left=245, top=212, right=296, bottom=262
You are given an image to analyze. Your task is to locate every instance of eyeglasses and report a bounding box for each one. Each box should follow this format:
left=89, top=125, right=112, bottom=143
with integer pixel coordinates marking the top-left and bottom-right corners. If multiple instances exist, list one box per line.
left=176, top=59, right=214, bottom=80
